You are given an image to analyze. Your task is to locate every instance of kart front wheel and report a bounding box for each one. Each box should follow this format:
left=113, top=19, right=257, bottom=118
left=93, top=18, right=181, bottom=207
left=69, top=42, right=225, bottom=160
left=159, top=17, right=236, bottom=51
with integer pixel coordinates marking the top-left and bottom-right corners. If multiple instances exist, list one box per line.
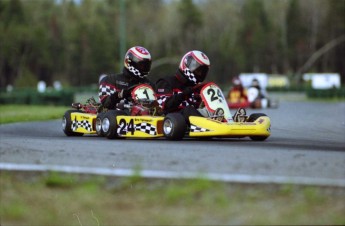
left=247, top=113, right=269, bottom=141
left=62, top=110, right=84, bottom=136
left=163, top=113, right=186, bottom=140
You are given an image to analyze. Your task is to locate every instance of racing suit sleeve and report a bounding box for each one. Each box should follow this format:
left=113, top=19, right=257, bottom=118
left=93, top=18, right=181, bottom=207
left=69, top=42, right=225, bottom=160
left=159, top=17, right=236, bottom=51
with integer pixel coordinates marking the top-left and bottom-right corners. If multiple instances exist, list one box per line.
left=155, top=79, right=189, bottom=113
left=98, top=81, right=120, bottom=109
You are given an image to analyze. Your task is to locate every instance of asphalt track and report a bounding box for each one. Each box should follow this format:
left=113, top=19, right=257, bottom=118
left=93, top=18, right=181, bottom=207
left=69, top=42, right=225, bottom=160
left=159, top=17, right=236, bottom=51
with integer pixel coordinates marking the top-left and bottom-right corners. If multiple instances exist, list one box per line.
left=1, top=101, right=345, bottom=186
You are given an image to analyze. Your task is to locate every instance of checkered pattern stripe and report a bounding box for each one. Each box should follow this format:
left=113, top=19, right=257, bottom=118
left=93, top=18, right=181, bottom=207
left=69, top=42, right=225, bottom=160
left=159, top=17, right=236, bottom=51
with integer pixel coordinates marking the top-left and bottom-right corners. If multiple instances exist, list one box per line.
left=156, top=95, right=167, bottom=108
left=180, top=100, right=190, bottom=107
left=99, top=84, right=117, bottom=97
left=187, top=94, right=200, bottom=106
left=184, top=68, right=197, bottom=84
left=128, top=65, right=145, bottom=78
left=135, top=122, right=157, bottom=135
left=72, top=119, right=92, bottom=132
left=190, top=125, right=210, bottom=133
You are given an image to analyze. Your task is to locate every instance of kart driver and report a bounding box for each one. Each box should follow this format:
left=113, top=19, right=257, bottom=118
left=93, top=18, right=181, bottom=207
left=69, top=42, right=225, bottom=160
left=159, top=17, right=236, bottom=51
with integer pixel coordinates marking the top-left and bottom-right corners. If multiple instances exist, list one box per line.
left=98, top=46, right=153, bottom=110
left=227, top=76, right=250, bottom=109
left=155, top=50, right=211, bottom=123
left=248, top=78, right=269, bottom=108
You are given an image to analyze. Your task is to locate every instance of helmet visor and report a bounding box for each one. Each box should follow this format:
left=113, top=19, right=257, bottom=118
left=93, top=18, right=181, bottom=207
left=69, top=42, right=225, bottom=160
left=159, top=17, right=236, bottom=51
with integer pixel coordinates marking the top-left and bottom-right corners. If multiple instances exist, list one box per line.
left=186, top=56, right=209, bottom=83
left=130, top=53, right=152, bottom=75
left=188, top=57, right=202, bottom=72
left=193, top=65, right=209, bottom=83
left=136, top=59, right=151, bottom=75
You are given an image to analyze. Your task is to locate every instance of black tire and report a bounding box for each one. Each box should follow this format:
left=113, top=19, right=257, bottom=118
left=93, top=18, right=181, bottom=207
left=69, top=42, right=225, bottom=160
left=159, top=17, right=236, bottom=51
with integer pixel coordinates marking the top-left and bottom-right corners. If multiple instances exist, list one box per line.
left=163, top=113, right=187, bottom=140
left=102, top=110, right=127, bottom=139
left=247, top=113, right=268, bottom=141
left=95, top=113, right=105, bottom=137
left=62, top=110, right=84, bottom=136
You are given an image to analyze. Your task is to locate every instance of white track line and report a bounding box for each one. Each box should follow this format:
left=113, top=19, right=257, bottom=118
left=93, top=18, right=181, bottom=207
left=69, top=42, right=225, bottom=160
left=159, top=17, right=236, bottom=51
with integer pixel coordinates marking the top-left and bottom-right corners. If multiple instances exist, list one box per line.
left=1, top=163, right=344, bottom=187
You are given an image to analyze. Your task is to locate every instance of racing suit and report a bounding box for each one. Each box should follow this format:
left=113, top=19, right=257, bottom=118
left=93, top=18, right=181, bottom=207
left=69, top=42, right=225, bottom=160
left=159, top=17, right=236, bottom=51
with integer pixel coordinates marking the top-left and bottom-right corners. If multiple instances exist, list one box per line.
left=155, top=70, right=202, bottom=121
left=248, top=83, right=269, bottom=108
left=98, top=68, right=152, bottom=110
left=227, top=85, right=249, bottom=109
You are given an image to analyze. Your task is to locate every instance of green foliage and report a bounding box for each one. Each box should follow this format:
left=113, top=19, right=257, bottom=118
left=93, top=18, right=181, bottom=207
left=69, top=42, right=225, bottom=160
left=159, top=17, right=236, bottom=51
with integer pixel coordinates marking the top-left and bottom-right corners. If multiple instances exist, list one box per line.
left=0, top=0, right=344, bottom=88
left=177, top=0, right=203, bottom=31
left=1, top=172, right=344, bottom=225
left=306, top=87, right=345, bottom=99
left=163, top=177, right=214, bottom=204
left=120, top=166, right=144, bottom=189
left=238, top=0, right=274, bottom=71
left=0, top=89, right=74, bottom=106
left=44, top=172, right=76, bottom=188
left=1, top=200, right=28, bottom=220
left=14, top=67, right=38, bottom=88
left=0, top=104, right=69, bottom=124
left=286, top=0, right=308, bottom=70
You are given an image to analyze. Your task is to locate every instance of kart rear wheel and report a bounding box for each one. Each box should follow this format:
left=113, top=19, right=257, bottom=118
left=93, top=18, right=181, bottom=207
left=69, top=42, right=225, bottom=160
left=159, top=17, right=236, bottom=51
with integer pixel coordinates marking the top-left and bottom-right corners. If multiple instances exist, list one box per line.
left=247, top=113, right=268, bottom=141
left=62, top=110, right=84, bottom=136
left=163, top=113, right=186, bottom=140
left=95, top=113, right=105, bottom=137
left=102, top=110, right=127, bottom=139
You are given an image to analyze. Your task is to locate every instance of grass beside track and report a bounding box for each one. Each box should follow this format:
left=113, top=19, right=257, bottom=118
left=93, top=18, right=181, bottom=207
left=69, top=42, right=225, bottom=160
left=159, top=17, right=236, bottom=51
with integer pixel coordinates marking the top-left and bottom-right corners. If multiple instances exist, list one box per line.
left=0, top=105, right=69, bottom=124
left=0, top=171, right=344, bottom=225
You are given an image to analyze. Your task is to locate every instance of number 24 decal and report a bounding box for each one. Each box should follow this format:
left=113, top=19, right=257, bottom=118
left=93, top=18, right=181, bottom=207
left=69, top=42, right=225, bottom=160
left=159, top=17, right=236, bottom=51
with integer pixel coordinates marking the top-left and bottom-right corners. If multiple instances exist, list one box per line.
left=118, top=119, right=135, bottom=135
left=207, top=88, right=223, bottom=102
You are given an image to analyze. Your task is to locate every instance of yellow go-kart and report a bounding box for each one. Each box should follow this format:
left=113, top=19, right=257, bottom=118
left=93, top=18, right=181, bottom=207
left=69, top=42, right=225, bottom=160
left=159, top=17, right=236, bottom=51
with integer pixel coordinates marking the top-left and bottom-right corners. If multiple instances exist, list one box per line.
left=162, top=82, right=271, bottom=141
left=62, top=84, right=164, bottom=138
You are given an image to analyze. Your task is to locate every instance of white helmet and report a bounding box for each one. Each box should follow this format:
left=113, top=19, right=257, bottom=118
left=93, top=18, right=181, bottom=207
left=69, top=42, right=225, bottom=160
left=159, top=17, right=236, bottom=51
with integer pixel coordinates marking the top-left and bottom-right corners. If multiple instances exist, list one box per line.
left=124, top=46, right=152, bottom=79
left=179, top=50, right=210, bottom=85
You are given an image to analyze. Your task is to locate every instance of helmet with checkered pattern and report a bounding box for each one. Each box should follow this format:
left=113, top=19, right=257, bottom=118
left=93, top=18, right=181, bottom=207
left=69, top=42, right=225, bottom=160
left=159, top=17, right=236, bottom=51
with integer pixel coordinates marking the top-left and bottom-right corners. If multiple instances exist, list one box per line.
left=124, top=46, right=152, bottom=79
left=179, top=50, right=210, bottom=85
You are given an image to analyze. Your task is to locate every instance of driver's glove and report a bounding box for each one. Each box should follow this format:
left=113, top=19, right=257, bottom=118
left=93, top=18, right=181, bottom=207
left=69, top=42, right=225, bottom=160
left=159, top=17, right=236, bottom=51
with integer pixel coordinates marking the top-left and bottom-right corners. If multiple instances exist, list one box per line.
left=118, top=89, right=131, bottom=99
left=182, top=87, right=193, bottom=98
left=175, top=87, right=193, bottom=103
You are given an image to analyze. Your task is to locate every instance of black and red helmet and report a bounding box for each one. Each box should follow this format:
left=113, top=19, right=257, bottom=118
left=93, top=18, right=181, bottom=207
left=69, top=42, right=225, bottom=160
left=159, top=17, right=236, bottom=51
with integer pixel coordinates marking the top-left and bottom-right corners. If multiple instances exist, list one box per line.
left=124, top=46, right=152, bottom=79
left=179, top=50, right=210, bottom=85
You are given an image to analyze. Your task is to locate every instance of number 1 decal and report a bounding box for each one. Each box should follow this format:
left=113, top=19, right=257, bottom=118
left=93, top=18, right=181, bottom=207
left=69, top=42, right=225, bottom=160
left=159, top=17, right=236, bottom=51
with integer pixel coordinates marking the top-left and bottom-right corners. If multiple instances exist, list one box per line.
left=143, top=89, right=150, bottom=99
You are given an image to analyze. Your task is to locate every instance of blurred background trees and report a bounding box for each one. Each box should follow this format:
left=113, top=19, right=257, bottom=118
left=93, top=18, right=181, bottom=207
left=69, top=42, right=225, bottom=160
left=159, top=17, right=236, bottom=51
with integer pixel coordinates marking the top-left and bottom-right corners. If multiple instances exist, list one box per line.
left=0, top=0, right=344, bottom=89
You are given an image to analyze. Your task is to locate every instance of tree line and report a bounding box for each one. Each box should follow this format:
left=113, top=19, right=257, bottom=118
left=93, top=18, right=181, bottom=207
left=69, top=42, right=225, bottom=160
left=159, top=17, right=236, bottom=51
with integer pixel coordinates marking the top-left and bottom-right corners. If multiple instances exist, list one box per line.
left=0, top=0, right=344, bottom=89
